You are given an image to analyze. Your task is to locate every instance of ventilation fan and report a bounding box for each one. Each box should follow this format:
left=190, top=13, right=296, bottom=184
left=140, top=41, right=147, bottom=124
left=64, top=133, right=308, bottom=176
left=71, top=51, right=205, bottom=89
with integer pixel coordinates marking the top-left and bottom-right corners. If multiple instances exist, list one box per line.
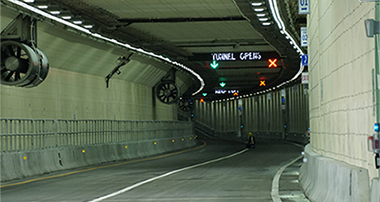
left=155, top=81, right=180, bottom=104
left=1, top=41, right=40, bottom=87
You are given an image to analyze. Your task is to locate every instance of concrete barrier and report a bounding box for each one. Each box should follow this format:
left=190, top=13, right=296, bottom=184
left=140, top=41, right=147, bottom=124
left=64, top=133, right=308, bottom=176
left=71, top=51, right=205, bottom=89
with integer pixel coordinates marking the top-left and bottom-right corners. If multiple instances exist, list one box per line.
left=1, top=136, right=197, bottom=182
left=300, top=144, right=370, bottom=202
left=370, top=178, right=380, bottom=202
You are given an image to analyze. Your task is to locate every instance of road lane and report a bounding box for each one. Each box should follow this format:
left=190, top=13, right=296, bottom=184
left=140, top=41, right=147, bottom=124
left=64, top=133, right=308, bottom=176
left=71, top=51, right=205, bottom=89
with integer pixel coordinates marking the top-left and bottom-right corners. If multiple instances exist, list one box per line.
left=1, top=137, right=303, bottom=202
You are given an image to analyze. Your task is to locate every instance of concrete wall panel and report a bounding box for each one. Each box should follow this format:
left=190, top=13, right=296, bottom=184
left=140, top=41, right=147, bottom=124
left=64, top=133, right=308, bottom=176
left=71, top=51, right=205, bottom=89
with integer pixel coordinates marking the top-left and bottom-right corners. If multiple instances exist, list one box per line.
left=307, top=0, right=377, bottom=181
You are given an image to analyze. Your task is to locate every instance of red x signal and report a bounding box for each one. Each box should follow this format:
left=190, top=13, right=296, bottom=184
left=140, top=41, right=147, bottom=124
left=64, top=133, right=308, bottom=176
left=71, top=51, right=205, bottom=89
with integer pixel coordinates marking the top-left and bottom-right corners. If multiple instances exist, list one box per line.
left=260, top=80, right=266, bottom=86
left=268, top=59, right=278, bottom=68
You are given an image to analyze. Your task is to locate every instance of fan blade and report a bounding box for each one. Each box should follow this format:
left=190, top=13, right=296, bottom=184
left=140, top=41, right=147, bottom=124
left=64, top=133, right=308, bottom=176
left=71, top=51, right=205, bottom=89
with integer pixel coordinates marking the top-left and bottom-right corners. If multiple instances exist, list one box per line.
left=7, top=46, right=15, bottom=56
left=16, top=47, right=21, bottom=57
left=171, top=89, right=178, bottom=94
left=5, top=71, right=15, bottom=81
left=164, top=84, right=170, bottom=90
left=14, top=71, right=21, bottom=81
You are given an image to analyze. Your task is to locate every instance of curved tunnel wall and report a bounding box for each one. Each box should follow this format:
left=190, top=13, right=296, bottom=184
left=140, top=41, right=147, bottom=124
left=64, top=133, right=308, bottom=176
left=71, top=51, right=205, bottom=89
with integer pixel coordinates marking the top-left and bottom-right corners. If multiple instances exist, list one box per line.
left=193, top=83, right=309, bottom=139
left=0, top=7, right=195, bottom=121
left=0, top=6, right=199, bottom=182
left=303, top=1, right=378, bottom=201
left=307, top=0, right=377, bottom=182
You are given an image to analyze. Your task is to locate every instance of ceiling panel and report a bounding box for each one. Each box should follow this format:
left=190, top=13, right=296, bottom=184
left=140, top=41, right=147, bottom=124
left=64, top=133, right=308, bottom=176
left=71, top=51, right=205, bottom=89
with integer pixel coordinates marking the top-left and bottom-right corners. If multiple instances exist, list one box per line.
left=84, top=0, right=240, bottom=19
left=130, top=21, right=262, bottom=43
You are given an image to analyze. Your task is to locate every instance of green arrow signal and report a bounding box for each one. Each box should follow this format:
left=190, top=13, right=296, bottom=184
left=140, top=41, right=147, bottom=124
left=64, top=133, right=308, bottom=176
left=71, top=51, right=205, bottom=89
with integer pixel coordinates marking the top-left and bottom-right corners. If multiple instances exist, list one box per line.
left=219, top=82, right=226, bottom=88
left=202, top=93, right=208, bottom=97
left=210, top=60, right=219, bottom=69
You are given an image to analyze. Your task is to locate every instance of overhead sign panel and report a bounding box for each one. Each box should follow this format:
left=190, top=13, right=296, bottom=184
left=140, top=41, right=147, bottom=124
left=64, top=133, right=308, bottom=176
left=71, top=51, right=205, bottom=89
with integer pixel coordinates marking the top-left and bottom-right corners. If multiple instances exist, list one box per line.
left=299, top=0, right=310, bottom=14
left=189, top=51, right=280, bottom=62
left=211, top=52, right=262, bottom=61
left=215, top=89, right=239, bottom=95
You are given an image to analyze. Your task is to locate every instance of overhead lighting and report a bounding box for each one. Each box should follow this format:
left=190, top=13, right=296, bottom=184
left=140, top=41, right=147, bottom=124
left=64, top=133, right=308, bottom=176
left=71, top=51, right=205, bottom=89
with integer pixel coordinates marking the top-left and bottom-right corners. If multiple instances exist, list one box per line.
left=268, top=0, right=304, bottom=55
left=262, top=22, right=271, bottom=26
left=23, top=0, right=34, bottom=2
left=82, top=20, right=94, bottom=29
left=251, top=2, right=263, bottom=6
left=73, top=20, right=82, bottom=24
left=256, top=13, right=266, bottom=17
left=84, top=25, right=93, bottom=29
left=46, top=5, right=61, bottom=14
left=59, top=10, right=73, bottom=20
left=49, top=10, right=60, bottom=15
left=254, top=8, right=265, bottom=12
left=36, top=5, right=48, bottom=9
left=258, top=18, right=269, bottom=21
left=61, top=16, right=72, bottom=20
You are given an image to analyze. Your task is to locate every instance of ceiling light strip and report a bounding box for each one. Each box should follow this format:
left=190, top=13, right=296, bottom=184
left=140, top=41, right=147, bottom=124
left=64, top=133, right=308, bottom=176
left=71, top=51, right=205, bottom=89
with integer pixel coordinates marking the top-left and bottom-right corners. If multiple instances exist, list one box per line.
left=7, top=0, right=205, bottom=96
left=268, top=0, right=304, bottom=55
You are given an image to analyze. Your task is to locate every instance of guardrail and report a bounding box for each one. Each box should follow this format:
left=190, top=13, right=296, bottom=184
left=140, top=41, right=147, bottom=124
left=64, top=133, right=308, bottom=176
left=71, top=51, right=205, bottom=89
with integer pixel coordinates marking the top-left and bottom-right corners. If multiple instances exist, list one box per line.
left=194, top=121, right=309, bottom=144
left=0, top=118, right=193, bottom=153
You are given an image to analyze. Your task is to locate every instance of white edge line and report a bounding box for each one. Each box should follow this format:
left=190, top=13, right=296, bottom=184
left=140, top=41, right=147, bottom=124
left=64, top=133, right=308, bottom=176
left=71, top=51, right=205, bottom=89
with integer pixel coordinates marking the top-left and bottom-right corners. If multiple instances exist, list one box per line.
left=87, top=149, right=248, bottom=202
left=271, top=155, right=303, bottom=202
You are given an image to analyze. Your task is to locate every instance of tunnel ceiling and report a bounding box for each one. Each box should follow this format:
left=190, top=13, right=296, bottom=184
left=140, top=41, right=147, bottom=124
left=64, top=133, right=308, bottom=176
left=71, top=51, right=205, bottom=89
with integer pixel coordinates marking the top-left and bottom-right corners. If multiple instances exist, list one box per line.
left=8, top=0, right=306, bottom=100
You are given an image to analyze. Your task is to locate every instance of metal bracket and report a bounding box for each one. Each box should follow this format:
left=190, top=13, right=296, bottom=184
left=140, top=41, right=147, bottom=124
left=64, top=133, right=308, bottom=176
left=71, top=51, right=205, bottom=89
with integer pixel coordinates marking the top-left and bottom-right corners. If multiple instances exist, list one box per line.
left=365, top=19, right=380, bottom=38
left=105, top=53, right=133, bottom=88
left=161, top=68, right=177, bottom=82
left=1, top=14, right=38, bottom=47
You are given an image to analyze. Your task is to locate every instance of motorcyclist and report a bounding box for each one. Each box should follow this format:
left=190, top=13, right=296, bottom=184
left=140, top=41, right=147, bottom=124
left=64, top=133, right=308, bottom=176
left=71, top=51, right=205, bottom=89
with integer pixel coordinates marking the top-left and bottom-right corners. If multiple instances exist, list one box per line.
left=246, top=132, right=255, bottom=149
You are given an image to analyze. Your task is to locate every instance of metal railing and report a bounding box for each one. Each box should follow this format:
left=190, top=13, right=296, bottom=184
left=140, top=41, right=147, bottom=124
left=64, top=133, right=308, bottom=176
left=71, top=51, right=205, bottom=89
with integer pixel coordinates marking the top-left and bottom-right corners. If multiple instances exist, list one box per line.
left=0, top=118, right=193, bottom=152
left=194, top=120, right=308, bottom=144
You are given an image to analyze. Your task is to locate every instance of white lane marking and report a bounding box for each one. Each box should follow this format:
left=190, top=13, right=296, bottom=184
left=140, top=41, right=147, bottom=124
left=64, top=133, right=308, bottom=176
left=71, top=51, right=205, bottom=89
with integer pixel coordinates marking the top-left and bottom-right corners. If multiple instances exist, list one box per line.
left=88, top=149, right=248, bottom=202
left=271, top=155, right=303, bottom=202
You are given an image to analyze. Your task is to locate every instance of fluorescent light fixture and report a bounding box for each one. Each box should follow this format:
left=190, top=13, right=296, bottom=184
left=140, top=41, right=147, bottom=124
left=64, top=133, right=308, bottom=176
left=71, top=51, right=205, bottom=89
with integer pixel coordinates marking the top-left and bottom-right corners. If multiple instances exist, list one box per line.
left=256, top=13, right=266, bottom=17
left=37, top=5, right=48, bottom=9
left=84, top=25, right=93, bottom=29
left=262, top=22, right=271, bottom=26
left=49, top=10, right=60, bottom=15
left=254, top=8, right=265, bottom=12
left=73, top=20, right=82, bottom=24
left=6, top=0, right=205, bottom=96
left=61, top=16, right=72, bottom=20
left=268, top=0, right=304, bottom=55
left=251, top=2, right=263, bottom=6
left=258, top=17, right=269, bottom=21
left=23, top=0, right=34, bottom=2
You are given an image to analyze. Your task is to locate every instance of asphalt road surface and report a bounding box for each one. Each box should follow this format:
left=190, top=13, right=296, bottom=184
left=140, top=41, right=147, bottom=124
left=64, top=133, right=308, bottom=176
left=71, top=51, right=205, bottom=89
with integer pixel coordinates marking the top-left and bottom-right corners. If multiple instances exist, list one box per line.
left=1, top=136, right=304, bottom=202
